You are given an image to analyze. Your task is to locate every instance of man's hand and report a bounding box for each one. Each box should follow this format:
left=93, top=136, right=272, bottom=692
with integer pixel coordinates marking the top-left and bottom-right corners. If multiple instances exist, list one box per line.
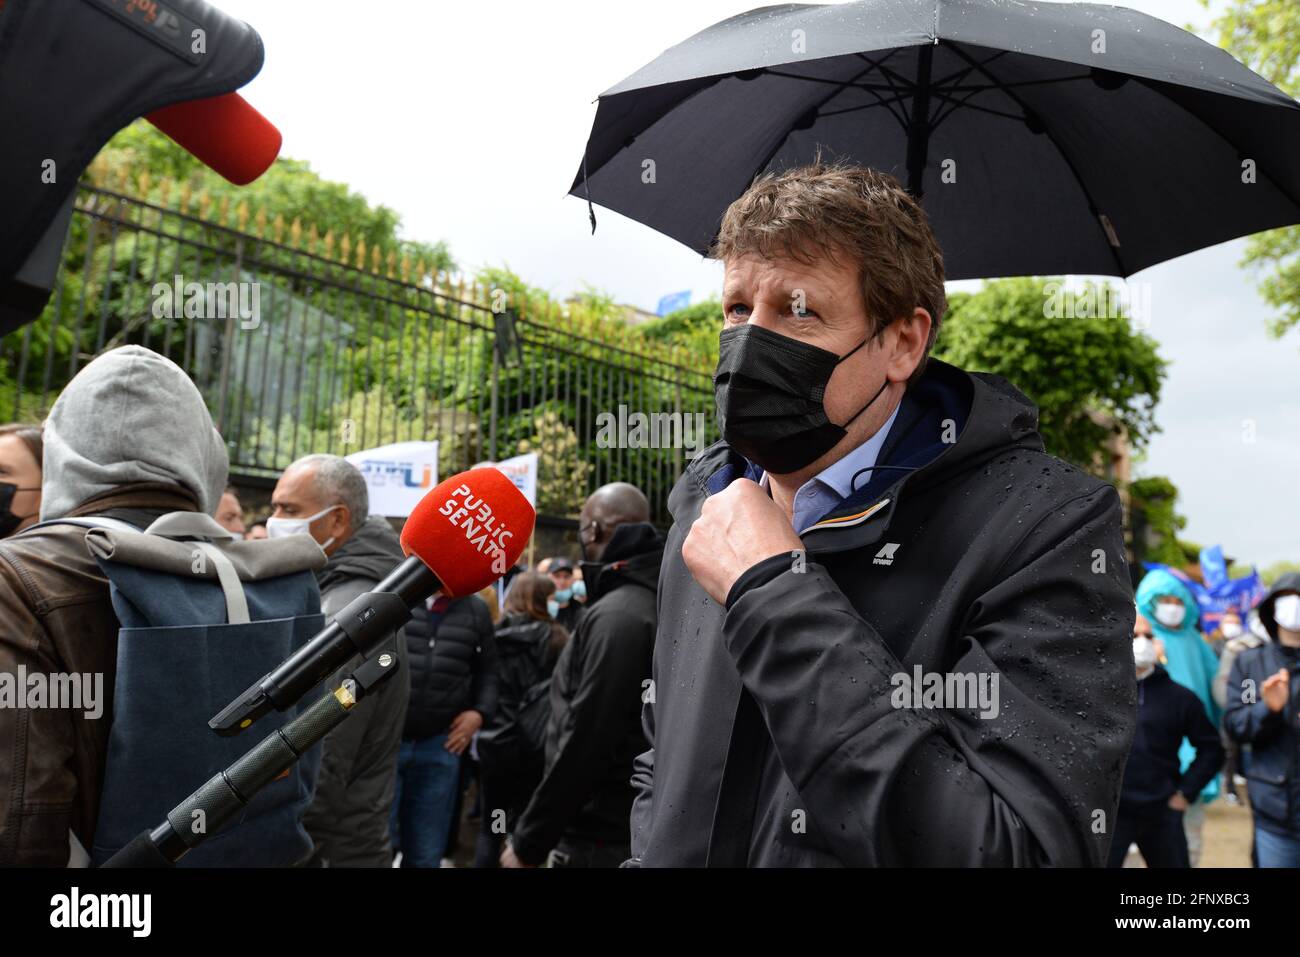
left=1167, top=791, right=1189, bottom=812
left=1263, top=669, right=1290, bottom=714
left=446, top=709, right=483, bottom=755
left=683, top=478, right=803, bottom=605
left=500, top=841, right=535, bottom=868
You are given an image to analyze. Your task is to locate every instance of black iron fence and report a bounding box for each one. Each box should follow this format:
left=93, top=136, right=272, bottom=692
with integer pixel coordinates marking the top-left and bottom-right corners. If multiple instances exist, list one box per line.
left=0, top=171, right=716, bottom=524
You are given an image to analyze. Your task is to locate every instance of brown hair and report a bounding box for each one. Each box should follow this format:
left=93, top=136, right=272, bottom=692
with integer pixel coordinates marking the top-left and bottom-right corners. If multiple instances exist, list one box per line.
left=503, top=571, right=569, bottom=663
left=0, top=424, right=43, bottom=470
left=711, top=160, right=947, bottom=382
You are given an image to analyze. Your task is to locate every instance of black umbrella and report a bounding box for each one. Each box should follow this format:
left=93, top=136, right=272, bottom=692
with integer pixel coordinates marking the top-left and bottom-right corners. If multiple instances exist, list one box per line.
left=571, top=0, right=1300, bottom=279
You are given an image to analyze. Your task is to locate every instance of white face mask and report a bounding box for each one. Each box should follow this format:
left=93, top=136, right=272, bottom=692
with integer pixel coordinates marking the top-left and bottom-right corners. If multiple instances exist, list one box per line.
left=266, top=505, right=339, bottom=550
left=1133, top=636, right=1157, bottom=671
left=1220, top=620, right=1242, bottom=640
left=1275, top=594, right=1300, bottom=633
left=1154, top=602, right=1186, bottom=629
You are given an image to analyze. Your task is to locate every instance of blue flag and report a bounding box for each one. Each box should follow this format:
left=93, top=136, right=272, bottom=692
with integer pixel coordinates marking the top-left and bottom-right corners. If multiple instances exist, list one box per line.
left=656, top=290, right=691, bottom=316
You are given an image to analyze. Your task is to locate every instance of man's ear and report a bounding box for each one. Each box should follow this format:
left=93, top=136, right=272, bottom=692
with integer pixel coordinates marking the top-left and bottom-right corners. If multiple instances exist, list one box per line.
left=329, top=505, right=352, bottom=539
left=887, top=306, right=932, bottom=382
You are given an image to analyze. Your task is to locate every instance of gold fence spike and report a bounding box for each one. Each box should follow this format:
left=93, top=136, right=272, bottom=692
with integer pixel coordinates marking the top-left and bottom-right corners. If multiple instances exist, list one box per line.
left=237, top=201, right=250, bottom=230
left=137, top=170, right=151, bottom=198
left=386, top=248, right=396, bottom=277
left=340, top=234, right=352, bottom=263
left=179, top=181, right=193, bottom=210
left=218, top=194, right=230, bottom=226
left=290, top=217, right=302, bottom=247
left=371, top=245, right=381, bottom=274
left=323, top=230, right=335, bottom=259
left=273, top=214, right=285, bottom=244
left=355, top=238, right=367, bottom=270
left=255, top=205, right=267, bottom=236
left=307, top=224, right=320, bottom=253
left=158, top=178, right=172, bottom=207
left=400, top=253, right=411, bottom=283
left=416, top=259, right=428, bottom=284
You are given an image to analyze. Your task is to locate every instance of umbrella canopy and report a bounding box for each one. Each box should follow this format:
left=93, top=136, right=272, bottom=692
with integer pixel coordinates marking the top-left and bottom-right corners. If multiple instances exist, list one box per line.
left=571, top=0, right=1300, bottom=279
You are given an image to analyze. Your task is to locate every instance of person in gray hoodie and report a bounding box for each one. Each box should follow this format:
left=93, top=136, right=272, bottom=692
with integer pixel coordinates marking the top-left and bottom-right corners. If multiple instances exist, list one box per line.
left=272, top=454, right=410, bottom=867
left=0, top=345, right=227, bottom=865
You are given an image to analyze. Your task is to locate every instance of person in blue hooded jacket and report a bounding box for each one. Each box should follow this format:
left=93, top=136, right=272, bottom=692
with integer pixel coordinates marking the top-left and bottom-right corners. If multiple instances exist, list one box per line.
left=1135, top=568, right=1221, bottom=865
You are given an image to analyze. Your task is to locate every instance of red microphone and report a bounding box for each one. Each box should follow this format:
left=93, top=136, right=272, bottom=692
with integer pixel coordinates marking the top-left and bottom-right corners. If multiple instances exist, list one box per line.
left=210, top=468, right=536, bottom=735
left=146, top=92, right=281, bottom=185
left=401, top=467, right=535, bottom=596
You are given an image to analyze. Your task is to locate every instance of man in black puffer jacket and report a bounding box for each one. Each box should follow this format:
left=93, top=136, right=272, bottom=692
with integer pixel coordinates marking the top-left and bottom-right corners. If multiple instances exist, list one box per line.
left=502, top=483, right=662, bottom=868
left=394, top=591, right=497, bottom=867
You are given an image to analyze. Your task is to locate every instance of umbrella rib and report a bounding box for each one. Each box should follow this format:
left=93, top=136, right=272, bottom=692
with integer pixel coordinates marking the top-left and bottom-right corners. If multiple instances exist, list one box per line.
left=929, top=49, right=1009, bottom=89
left=929, top=90, right=1026, bottom=128
left=747, top=61, right=899, bottom=189
left=944, top=74, right=1093, bottom=93
left=945, top=43, right=1128, bottom=276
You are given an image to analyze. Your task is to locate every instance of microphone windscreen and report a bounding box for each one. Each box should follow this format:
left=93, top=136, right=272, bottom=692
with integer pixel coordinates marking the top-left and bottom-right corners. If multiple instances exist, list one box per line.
left=146, top=92, right=282, bottom=186
left=401, top=468, right=536, bottom=597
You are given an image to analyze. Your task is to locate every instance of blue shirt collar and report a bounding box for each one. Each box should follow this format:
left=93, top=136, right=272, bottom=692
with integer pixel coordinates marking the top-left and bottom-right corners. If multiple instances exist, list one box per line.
left=761, top=401, right=902, bottom=533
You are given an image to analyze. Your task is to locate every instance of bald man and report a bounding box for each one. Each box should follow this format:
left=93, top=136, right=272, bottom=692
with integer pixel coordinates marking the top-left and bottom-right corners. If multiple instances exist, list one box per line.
left=501, top=483, right=663, bottom=868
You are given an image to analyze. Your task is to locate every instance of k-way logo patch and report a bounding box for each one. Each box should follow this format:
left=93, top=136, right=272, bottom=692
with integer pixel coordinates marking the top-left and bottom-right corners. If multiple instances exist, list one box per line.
left=873, top=543, right=900, bottom=566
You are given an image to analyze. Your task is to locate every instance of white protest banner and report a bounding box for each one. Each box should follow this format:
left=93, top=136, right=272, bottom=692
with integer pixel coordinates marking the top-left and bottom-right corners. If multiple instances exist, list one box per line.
left=345, top=440, right=439, bottom=517
left=479, top=451, right=537, bottom=507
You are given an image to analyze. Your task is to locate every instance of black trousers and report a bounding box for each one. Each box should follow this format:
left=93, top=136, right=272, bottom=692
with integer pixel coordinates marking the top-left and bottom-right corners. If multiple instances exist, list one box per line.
left=1107, top=807, right=1190, bottom=868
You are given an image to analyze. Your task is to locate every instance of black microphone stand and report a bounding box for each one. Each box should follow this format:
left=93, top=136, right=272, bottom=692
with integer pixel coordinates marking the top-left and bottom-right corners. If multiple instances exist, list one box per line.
left=101, top=649, right=401, bottom=868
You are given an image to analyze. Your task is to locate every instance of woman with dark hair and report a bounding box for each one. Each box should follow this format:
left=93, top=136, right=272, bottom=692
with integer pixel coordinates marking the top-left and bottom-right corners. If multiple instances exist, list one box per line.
left=473, top=571, right=569, bottom=867
left=0, top=423, right=43, bottom=538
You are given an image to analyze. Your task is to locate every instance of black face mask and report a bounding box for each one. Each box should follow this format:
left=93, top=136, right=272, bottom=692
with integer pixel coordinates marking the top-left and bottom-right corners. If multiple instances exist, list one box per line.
left=0, top=481, right=40, bottom=539
left=713, top=324, right=890, bottom=475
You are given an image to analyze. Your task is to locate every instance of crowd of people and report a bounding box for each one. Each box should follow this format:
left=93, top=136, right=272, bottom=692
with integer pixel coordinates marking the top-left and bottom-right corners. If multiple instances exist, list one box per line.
left=0, top=351, right=661, bottom=867
left=1, top=162, right=1297, bottom=869
left=1117, top=566, right=1300, bottom=868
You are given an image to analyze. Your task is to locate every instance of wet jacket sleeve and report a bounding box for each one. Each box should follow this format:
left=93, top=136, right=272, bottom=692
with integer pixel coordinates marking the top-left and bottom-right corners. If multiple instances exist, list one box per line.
left=1176, top=686, right=1225, bottom=801
left=511, top=610, right=649, bottom=866
left=721, top=484, right=1135, bottom=866
left=1223, top=653, right=1287, bottom=745
left=628, top=697, right=656, bottom=863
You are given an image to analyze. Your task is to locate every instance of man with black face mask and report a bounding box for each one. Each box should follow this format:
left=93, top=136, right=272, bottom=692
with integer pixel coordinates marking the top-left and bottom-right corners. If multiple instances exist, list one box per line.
left=501, top=482, right=662, bottom=868
left=628, top=162, right=1136, bottom=867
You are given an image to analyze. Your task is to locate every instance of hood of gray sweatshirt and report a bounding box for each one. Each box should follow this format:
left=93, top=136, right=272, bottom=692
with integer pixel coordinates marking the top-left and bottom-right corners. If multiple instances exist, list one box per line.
left=40, top=345, right=228, bottom=520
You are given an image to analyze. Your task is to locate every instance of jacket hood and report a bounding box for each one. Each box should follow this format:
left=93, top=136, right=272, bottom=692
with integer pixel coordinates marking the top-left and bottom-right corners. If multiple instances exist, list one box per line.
left=1136, top=567, right=1202, bottom=634
left=586, top=521, right=665, bottom=598
left=317, top=515, right=404, bottom=592
left=673, top=358, right=1043, bottom=549
left=40, top=346, right=228, bottom=521
left=1257, top=571, right=1300, bottom=641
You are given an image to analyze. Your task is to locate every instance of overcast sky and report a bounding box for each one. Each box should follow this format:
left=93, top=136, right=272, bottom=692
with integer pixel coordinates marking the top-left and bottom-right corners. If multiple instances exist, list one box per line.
left=215, top=0, right=1297, bottom=567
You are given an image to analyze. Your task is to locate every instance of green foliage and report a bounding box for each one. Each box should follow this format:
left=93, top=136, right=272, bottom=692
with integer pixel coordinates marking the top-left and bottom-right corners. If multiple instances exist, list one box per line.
left=517, top=410, right=593, bottom=516
left=932, top=278, right=1166, bottom=471
left=638, top=299, right=724, bottom=369
left=1203, top=0, right=1300, bottom=339
left=1260, top=560, right=1300, bottom=585
left=1128, top=476, right=1190, bottom=567
left=100, top=122, right=454, bottom=273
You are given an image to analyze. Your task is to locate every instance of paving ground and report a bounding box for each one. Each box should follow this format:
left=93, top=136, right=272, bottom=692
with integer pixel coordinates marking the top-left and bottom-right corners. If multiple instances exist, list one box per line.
left=444, top=777, right=1259, bottom=868
left=1122, top=796, right=1254, bottom=868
